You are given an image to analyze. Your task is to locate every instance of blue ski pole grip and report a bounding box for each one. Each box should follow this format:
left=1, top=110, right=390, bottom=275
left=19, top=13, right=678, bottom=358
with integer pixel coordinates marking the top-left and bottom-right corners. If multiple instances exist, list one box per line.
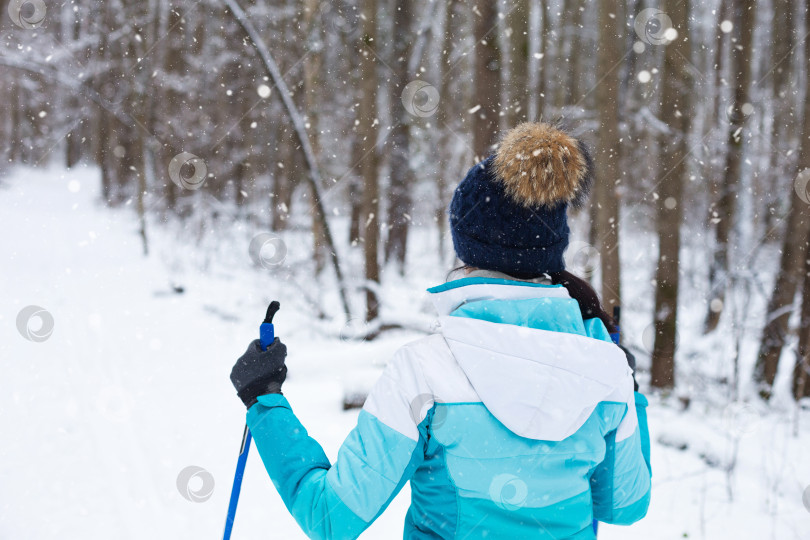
left=260, top=301, right=281, bottom=350
left=259, top=323, right=274, bottom=350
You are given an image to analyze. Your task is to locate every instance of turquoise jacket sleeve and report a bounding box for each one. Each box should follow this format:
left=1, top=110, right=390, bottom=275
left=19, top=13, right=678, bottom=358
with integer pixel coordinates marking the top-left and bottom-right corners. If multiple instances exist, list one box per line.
left=590, top=391, right=652, bottom=525
left=246, top=393, right=427, bottom=540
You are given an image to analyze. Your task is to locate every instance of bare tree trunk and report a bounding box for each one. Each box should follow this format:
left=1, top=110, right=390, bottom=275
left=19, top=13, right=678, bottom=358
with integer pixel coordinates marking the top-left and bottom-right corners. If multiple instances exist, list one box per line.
left=766, top=0, right=798, bottom=231
left=157, top=0, right=182, bottom=212
left=568, top=0, right=585, bottom=103
left=555, top=0, right=576, bottom=109
left=542, top=0, right=558, bottom=115
left=650, top=0, right=692, bottom=390
left=435, top=0, right=461, bottom=259
left=137, top=0, right=158, bottom=256
left=702, top=0, right=729, bottom=261
left=8, top=76, right=23, bottom=163
left=359, top=0, right=381, bottom=321
left=348, top=175, right=362, bottom=246
left=594, top=0, right=623, bottom=311
left=273, top=139, right=294, bottom=231
left=755, top=0, right=810, bottom=399
left=96, top=106, right=113, bottom=204
left=705, top=0, right=757, bottom=333
left=348, top=11, right=365, bottom=248
left=527, top=0, right=545, bottom=122
left=794, top=225, right=810, bottom=399
left=95, top=0, right=116, bottom=205
left=505, top=0, right=529, bottom=126
left=384, top=0, right=414, bottom=273
left=62, top=3, right=84, bottom=170
left=348, top=113, right=364, bottom=248
left=755, top=200, right=810, bottom=396
left=303, top=0, right=325, bottom=273
left=472, top=0, right=500, bottom=160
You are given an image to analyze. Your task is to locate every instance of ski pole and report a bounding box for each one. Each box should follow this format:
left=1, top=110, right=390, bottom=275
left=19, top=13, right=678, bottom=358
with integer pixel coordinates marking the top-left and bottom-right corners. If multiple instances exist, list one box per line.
left=223, top=425, right=252, bottom=540
left=593, top=306, right=622, bottom=537
left=223, top=301, right=281, bottom=540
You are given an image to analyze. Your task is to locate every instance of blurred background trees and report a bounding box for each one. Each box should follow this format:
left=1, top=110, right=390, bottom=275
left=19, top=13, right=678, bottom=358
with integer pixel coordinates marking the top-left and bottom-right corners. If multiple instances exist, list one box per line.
left=2, top=0, right=810, bottom=400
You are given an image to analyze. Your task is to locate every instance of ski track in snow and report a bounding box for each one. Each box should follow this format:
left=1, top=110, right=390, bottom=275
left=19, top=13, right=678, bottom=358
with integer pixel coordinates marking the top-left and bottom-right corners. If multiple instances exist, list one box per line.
left=1, top=166, right=809, bottom=539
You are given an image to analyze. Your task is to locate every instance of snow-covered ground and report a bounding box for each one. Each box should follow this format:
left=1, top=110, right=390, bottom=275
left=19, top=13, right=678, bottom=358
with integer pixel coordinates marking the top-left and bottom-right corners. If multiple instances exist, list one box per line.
left=1, top=166, right=809, bottom=539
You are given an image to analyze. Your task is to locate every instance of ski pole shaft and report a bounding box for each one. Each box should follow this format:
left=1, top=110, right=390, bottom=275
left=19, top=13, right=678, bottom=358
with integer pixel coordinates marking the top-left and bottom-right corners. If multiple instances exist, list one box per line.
left=222, top=301, right=280, bottom=540
left=223, top=425, right=252, bottom=540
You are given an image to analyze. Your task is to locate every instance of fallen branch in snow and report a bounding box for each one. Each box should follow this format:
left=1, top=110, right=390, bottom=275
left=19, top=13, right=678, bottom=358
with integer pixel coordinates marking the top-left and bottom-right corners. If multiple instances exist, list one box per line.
left=222, top=0, right=352, bottom=320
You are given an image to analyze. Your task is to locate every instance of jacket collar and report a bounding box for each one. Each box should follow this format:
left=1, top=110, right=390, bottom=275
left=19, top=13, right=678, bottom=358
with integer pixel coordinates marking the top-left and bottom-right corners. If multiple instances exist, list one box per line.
left=428, top=273, right=569, bottom=316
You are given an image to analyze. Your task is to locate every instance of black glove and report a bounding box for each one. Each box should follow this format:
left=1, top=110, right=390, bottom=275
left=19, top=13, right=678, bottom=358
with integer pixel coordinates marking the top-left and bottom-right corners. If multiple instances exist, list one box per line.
left=619, top=345, right=639, bottom=392
left=230, top=338, right=288, bottom=409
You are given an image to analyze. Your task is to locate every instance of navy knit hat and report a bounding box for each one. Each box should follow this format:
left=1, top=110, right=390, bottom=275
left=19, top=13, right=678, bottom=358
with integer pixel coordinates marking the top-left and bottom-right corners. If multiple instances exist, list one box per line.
left=450, top=123, right=594, bottom=278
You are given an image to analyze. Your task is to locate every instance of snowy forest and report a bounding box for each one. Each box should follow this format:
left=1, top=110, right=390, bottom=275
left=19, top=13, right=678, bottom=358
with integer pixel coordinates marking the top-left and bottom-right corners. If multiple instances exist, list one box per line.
left=3, top=0, right=810, bottom=538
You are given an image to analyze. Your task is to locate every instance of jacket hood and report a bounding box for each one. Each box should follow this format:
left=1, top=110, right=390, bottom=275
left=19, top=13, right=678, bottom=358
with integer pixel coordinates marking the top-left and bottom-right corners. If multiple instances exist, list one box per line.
left=428, top=277, right=634, bottom=441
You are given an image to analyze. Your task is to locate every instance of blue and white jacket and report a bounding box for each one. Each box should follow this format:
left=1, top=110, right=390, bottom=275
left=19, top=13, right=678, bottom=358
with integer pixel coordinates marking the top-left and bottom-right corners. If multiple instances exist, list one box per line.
left=247, top=277, right=652, bottom=539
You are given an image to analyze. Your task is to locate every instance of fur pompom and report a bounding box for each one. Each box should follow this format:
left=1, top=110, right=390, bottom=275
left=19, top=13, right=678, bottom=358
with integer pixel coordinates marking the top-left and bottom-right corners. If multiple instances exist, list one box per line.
left=492, top=122, right=594, bottom=209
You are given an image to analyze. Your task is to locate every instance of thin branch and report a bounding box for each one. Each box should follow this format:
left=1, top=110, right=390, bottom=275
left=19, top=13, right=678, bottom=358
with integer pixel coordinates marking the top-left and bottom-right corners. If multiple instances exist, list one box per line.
left=221, top=0, right=352, bottom=320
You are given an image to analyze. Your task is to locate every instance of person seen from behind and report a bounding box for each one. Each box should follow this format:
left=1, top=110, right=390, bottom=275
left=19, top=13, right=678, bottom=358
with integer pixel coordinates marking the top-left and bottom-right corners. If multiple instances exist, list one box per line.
left=230, top=122, right=652, bottom=539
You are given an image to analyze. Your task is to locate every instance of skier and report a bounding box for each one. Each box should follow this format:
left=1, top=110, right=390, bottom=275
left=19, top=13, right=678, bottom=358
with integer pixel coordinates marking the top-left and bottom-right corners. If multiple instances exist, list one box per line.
left=230, top=122, right=651, bottom=539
